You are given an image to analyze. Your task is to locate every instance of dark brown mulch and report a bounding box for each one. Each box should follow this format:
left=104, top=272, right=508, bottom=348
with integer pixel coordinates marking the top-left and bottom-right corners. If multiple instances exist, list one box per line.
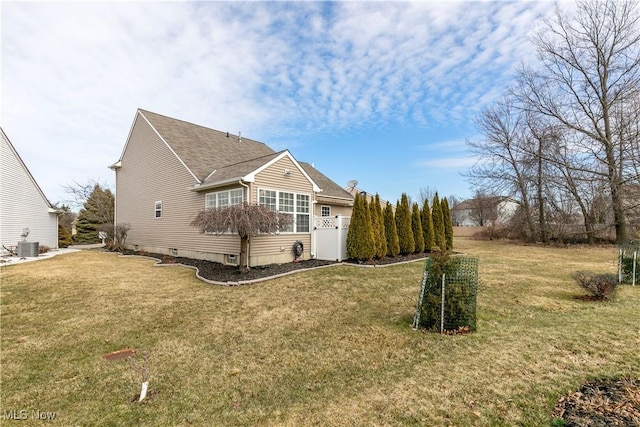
left=119, top=250, right=427, bottom=283
left=552, top=378, right=640, bottom=426
left=572, top=295, right=610, bottom=302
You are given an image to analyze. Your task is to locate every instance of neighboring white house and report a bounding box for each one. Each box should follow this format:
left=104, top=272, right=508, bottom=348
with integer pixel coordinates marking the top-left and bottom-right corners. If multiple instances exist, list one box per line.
left=452, top=196, right=519, bottom=227
left=1, top=127, right=59, bottom=251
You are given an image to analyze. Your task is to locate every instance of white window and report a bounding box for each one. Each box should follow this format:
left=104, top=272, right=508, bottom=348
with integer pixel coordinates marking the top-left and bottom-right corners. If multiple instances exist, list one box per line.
left=258, top=189, right=310, bottom=233
left=296, top=194, right=310, bottom=232
left=155, top=201, right=162, bottom=218
left=205, top=188, right=244, bottom=209
left=259, top=189, right=277, bottom=211
left=321, top=206, right=331, bottom=217
left=230, top=189, right=243, bottom=205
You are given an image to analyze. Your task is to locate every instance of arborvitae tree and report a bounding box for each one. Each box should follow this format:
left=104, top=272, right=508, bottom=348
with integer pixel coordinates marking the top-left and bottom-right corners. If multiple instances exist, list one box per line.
left=396, top=193, right=415, bottom=255
left=368, top=196, right=381, bottom=259
left=58, top=224, right=72, bottom=248
left=74, top=184, right=114, bottom=244
left=384, top=202, right=400, bottom=257
left=411, top=203, right=425, bottom=253
left=421, top=199, right=435, bottom=252
left=346, top=193, right=375, bottom=261
left=374, top=194, right=387, bottom=258
left=442, top=197, right=454, bottom=250
left=432, top=193, right=446, bottom=251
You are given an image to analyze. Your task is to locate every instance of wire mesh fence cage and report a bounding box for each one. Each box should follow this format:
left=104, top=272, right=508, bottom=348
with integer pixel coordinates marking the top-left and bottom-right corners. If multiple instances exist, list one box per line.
left=618, top=244, right=639, bottom=286
left=412, top=255, right=479, bottom=333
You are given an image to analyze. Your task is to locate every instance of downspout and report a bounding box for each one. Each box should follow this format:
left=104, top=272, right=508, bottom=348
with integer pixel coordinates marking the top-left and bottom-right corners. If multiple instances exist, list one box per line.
left=239, top=179, right=251, bottom=268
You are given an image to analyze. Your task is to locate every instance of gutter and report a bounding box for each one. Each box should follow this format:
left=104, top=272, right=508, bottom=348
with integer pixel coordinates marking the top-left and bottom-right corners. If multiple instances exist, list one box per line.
left=191, top=175, right=254, bottom=192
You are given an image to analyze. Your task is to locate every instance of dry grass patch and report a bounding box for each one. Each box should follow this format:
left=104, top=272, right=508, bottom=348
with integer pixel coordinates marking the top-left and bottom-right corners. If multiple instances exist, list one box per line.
left=1, top=241, right=639, bottom=426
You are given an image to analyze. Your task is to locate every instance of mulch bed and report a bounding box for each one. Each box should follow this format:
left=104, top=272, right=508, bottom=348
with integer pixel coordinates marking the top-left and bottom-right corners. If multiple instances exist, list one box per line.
left=119, top=250, right=427, bottom=283
left=552, top=378, right=640, bottom=426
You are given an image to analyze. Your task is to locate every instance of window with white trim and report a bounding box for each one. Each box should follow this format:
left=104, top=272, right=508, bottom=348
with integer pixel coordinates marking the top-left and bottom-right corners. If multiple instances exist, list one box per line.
left=205, top=188, right=244, bottom=208
left=258, top=189, right=310, bottom=233
left=321, top=205, right=331, bottom=217
left=154, top=201, right=162, bottom=218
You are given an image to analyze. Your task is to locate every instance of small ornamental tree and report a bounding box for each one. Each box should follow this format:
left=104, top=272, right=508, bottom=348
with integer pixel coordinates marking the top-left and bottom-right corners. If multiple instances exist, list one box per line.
left=411, top=203, right=425, bottom=253
left=421, top=199, right=435, bottom=252
left=384, top=202, right=400, bottom=257
left=442, top=197, right=454, bottom=250
left=190, top=203, right=291, bottom=273
left=396, top=193, right=415, bottom=255
left=432, top=193, right=446, bottom=251
left=74, top=184, right=115, bottom=244
left=346, top=193, right=375, bottom=261
left=374, top=194, right=387, bottom=258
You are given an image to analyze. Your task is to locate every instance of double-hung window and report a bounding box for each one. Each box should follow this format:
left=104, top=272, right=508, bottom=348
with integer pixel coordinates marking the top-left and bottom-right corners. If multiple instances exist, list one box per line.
left=154, top=201, right=162, bottom=218
left=258, top=189, right=310, bottom=233
left=205, top=188, right=244, bottom=209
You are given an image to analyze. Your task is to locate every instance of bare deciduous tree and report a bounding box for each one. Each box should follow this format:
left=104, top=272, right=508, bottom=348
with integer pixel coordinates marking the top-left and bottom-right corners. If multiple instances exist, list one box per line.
left=516, top=0, right=640, bottom=243
left=467, top=190, right=500, bottom=227
left=466, top=97, right=538, bottom=241
left=62, top=179, right=111, bottom=211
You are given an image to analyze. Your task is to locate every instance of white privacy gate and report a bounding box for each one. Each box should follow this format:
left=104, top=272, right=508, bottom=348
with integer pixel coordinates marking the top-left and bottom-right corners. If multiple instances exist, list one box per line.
left=313, top=215, right=351, bottom=261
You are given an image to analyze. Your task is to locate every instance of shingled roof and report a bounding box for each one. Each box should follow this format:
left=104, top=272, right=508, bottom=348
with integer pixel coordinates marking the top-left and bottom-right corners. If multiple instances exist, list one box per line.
left=300, top=162, right=353, bottom=203
left=139, top=109, right=275, bottom=181
left=127, top=110, right=348, bottom=199
left=200, top=151, right=284, bottom=186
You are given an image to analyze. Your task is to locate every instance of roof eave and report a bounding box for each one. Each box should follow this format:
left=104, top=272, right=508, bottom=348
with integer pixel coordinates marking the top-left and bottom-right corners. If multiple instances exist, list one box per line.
left=108, top=161, right=122, bottom=170
left=191, top=176, right=254, bottom=192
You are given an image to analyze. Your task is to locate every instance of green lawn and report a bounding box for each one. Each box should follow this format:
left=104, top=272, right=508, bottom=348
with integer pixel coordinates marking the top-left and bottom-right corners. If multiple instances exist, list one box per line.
left=1, top=239, right=638, bottom=426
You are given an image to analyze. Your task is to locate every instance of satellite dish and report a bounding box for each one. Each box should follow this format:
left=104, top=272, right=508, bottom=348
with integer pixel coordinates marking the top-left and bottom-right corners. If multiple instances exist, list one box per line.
left=347, top=179, right=358, bottom=188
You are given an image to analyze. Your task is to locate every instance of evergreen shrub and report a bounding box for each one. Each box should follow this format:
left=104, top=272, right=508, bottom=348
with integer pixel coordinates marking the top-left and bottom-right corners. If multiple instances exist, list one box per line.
left=413, top=252, right=478, bottom=332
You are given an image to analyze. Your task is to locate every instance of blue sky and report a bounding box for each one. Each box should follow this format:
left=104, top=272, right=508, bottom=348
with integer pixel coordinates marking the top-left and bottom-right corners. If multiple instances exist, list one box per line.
left=1, top=1, right=557, bottom=208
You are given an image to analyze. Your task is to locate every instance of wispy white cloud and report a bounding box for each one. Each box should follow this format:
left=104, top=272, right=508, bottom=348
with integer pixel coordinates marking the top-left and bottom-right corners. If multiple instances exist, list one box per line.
left=1, top=1, right=555, bottom=204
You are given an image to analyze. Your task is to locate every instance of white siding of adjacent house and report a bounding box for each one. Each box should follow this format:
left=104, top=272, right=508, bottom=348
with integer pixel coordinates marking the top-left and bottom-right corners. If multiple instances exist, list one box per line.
left=115, top=115, right=240, bottom=262
left=0, top=129, right=58, bottom=250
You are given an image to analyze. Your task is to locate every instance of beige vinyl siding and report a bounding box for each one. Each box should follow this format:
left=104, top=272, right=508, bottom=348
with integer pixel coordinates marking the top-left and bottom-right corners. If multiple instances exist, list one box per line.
left=314, top=203, right=352, bottom=217
left=116, top=115, right=240, bottom=260
left=250, top=233, right=312, bottom=264
left=250, top=156, right=314, bottom=201
left=0, top=130, right=58, bottom=249
left=247, top=157, right=314, bottom=263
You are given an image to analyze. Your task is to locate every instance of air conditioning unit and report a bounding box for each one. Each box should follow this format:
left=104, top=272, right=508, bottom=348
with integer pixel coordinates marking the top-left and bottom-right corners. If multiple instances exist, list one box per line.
left=17, top=241, right=39, bottom=257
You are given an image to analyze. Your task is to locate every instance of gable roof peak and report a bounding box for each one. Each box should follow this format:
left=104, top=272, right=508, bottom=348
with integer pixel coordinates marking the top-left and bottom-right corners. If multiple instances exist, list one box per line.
left=135, top=109, right=275, bottom=182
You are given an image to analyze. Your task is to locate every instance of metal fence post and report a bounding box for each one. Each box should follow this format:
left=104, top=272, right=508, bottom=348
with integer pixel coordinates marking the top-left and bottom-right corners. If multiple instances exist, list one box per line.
left=633, top=250, right=637, bottom=287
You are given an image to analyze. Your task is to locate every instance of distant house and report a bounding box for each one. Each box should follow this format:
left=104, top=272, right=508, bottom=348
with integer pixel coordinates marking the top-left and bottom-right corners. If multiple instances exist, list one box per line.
left=452, top=196, right=518, bottom=227
left=1, top=127, right=59, bottom=251
left=110, top=109, right=354, bottom=266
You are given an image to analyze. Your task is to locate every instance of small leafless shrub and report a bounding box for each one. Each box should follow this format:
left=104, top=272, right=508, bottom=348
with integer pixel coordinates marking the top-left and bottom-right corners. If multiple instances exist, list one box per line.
left=101, top=223, right=131, bottom=252
left=574, top=271, right=618, bottom=301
